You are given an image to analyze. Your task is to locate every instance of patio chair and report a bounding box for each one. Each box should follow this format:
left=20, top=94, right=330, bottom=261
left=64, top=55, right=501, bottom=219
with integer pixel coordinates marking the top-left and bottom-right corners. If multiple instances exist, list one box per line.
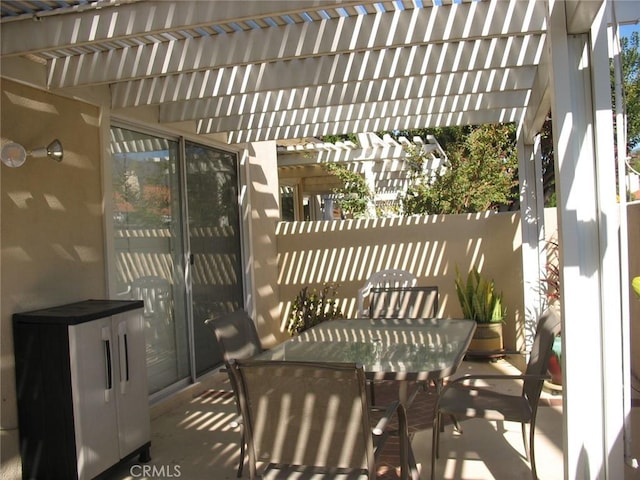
left=368, top=285, right=438, bottom=403
left=204, top=310, right=264, bottom=478
left=131, top=275, right=172, bottom=343
left=430, top=308, right=561, bottom=480
left=131, top=275, right=171, bottom=317
left=357, top=269, right=417, bottom=317
left=228, top=359, right=416, bottom=480
left=369, top=286, right=438, bottom=319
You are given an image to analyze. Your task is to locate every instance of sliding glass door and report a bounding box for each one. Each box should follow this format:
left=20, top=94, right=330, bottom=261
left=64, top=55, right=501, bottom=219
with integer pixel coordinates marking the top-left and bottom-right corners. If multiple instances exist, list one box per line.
left=109, top=126, right=243, bottom=394
left=184, top=141, right=244, bottom=375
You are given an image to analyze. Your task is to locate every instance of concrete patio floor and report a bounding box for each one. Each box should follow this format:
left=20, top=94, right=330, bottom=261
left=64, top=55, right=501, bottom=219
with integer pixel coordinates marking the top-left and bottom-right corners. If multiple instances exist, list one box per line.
left=105, top=358, right=639, bottom=480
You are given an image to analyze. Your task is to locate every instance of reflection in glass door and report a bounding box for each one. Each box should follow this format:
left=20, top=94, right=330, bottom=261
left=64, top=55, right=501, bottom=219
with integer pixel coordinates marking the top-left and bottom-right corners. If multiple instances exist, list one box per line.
left=110, top=127, right=245, bottom=392
left=185, top=141, right=244, bottom=376
left=110, top=127, right=190, bottom=394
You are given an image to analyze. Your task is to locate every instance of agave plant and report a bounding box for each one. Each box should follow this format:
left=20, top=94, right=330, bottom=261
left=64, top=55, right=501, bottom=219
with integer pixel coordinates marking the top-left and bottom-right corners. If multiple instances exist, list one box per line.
left=455, top=267, right=505, bottom=323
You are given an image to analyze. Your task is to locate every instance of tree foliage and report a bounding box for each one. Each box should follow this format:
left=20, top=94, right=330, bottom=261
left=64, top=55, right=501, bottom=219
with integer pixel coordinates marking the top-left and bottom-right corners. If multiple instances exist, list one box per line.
left=323, top=162, right=374, bottom=218
left=402, top=123, right=519, bottom=215
left=618, top=31, right=640, bottom=150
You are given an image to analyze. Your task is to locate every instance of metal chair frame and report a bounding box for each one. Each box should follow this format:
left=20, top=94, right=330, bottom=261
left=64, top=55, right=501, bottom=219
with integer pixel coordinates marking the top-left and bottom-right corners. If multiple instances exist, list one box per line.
left=431, top=308, right=561, bottom=480
left=368, top=285, right=439, bottom=319
left=204, top=310, right=264, bottom=478
left=357, top=269, right=417, bottom=317
left=229, top=359, right=416, bottom=480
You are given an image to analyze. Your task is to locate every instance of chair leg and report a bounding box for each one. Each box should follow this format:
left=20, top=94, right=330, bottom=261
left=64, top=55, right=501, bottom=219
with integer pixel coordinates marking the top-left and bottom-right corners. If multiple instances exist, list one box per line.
left=529, top=420, right=538, bottom=480
left=237, top=428, right=245, bottom=477
left=369, top=380, right=376, bottom=405
left=431, top=412, right=440, bottom=480
left=450, top=415, right=462, bottom=433
left=521, top=422, right=530, bottom=461
left=433, top=380, right=460, bottom=433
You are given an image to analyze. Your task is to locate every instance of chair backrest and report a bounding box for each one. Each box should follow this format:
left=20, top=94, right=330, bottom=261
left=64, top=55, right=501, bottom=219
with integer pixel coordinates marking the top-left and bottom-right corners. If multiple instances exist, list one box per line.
left=204, top=309, right=262, bottom=365
left=523, top=308, right=562, bottom=408
left=369, top=286, right=438, bottom=319
left=229, top=359, right=375, bottom=479
left=357, top=269, right=417, bottom=316
left=131, top=275, right=171, bottom=317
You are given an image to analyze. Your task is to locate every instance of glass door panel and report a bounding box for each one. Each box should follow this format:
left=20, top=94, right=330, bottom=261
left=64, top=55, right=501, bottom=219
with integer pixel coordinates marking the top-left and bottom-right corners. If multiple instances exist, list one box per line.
left=110, top=127, right=190, bottom=394
left=184, top=141, right=244, bottom=375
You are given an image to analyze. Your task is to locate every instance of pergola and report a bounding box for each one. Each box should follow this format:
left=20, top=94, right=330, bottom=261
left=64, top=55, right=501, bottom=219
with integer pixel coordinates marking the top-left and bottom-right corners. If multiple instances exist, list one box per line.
left=2, top=0, right=639, bottom=477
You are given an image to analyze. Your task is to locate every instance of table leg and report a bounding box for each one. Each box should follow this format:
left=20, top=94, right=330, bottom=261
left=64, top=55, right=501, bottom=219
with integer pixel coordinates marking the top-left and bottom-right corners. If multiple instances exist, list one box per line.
left=399, top=381, right=408, bottom=404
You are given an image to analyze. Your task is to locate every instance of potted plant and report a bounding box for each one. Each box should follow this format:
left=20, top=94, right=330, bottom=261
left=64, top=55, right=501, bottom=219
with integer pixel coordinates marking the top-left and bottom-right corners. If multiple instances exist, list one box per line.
left=455, top=266, right=505, bottom=354
left=287, top=283, right=343, bottom=335
left=542, top=238, right=562, bottom=387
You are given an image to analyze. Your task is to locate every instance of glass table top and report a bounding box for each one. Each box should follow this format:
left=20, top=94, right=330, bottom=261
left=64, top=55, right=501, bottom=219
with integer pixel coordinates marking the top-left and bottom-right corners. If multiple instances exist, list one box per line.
left=255, top=318, right=476, bottom=381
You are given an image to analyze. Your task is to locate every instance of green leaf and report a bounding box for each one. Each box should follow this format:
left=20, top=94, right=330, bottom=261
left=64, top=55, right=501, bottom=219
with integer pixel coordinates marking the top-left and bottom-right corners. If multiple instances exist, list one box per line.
left=633, top=276, right=640, bottom=298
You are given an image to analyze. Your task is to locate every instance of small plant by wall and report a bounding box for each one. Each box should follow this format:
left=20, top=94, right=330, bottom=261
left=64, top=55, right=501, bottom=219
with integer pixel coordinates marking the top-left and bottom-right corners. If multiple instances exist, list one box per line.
left=287, top=283, right=343, bottom=335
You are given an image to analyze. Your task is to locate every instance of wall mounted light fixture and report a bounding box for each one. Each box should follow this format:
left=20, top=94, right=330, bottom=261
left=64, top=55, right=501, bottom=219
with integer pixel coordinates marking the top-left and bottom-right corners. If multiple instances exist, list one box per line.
left=1, top=139, right=64, bottom=168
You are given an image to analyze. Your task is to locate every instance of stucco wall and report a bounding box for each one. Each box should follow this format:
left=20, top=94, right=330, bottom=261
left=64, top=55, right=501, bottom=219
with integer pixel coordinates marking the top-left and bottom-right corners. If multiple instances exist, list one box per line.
left=276, top=211, right=526, bottom=349
left=1, top=79, right=106, bottom=477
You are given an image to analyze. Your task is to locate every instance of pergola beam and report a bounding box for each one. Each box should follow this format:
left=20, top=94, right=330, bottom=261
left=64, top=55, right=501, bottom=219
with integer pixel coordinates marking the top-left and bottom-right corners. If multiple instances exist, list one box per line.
left=159, top=67, right=536, bottom=123
left=212, top=108, right=525, bottom=143
left=0, top=1, right=355, bottom=56
left=196, top=94, right=528, bottom=134
left=42, top=1, right=546, bottom=89
left=109, top=35, right=545, bottom=108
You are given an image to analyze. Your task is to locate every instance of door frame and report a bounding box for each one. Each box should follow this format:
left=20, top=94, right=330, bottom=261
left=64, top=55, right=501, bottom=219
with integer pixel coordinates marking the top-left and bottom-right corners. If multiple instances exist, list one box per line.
left=104, top=118, right=249, bottom=400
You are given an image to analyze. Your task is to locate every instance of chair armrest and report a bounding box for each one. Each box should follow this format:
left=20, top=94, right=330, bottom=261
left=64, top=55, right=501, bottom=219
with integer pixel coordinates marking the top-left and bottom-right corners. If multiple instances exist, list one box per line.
left=445, top=373, right=551, bottom=388
left=372, top=400, right=400, bottom=436
left=465, top=349, right=525, bottom=357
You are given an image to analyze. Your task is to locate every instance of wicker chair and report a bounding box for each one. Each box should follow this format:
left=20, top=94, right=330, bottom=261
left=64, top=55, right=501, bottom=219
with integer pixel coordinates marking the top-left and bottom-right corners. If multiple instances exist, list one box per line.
left=229, top=359, right=417, bottom=480
left=204, top=310, right=264, bottom=477
left=431, top=308, right=561, bottom=480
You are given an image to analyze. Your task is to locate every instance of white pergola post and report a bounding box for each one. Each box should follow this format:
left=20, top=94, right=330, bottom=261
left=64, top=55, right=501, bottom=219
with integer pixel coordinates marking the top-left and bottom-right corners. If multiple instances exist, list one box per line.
left=547, top=1, right=625, bottom=478
left=517, top=130, right=547, bottom=354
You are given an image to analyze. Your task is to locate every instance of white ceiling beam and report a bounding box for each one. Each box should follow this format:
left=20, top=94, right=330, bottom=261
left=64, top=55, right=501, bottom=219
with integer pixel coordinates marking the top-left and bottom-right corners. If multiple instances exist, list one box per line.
left=521, top=49, right=551, bottom=143
left=278, top=144, right=410, bottom=166
left=159, top=66, right=537, bottom=123
left=0, top=0, right=353, bottom=56
left=216, top=107, right=525, bottom=143
left=2, top=0, right=546, bottom=57
left=110, top=35, right=545, bottom=107
left=42, top=0, right=546, bottom=88
left=191, top=91, right=530, bottom=134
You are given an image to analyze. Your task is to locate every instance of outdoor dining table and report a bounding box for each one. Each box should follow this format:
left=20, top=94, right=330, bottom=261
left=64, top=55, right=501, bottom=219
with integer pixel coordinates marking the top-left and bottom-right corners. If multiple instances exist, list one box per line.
left=254, top=317, right=476, bottom=404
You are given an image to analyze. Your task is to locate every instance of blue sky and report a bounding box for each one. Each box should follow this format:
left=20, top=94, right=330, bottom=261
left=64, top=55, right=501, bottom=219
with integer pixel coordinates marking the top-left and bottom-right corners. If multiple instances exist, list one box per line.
left=620, top=23, right=639, bottom=38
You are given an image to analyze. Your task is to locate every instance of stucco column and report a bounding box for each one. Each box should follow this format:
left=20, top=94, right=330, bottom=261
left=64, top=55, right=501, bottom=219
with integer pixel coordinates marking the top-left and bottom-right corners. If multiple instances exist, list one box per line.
left=241, top=141, right=287, bottom=348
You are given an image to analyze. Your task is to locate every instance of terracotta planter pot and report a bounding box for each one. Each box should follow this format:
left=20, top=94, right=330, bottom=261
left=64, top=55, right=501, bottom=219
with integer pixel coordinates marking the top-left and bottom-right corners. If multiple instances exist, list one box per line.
left=468, top=322, right=504, bottom=352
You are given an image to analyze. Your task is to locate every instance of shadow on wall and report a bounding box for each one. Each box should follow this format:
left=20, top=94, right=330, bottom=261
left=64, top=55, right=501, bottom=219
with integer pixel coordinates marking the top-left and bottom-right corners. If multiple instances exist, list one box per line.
left=275, top=211, right=528, bottom=343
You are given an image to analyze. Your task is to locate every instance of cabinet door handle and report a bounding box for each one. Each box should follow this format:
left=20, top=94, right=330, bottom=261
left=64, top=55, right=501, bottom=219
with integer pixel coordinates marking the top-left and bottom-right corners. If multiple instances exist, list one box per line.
left=104, top=340, right=113, bottom=390
left=102, top=326, right=114, bottom=402
left=124, top=334, right=130, bottom=381
left=118, top=321, right=130, bottom=394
